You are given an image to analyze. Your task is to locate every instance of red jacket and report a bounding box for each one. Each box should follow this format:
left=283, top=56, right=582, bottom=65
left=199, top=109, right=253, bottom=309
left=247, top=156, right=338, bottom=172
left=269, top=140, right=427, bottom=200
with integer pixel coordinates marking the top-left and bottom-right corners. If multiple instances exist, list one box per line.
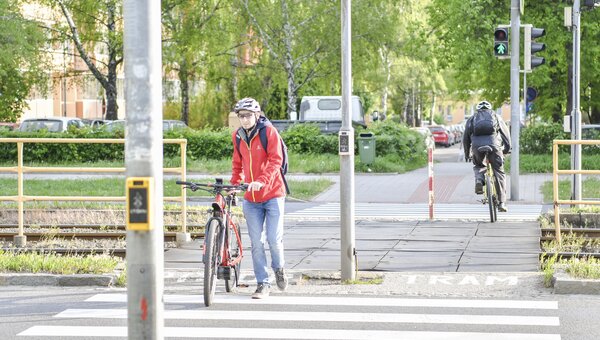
left=230, top=117, right=286, bottom=202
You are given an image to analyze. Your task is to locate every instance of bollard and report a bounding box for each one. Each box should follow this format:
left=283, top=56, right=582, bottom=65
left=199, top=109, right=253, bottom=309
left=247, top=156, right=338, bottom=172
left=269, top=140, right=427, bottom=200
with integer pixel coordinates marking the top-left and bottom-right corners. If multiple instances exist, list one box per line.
left=428, top=147, right=434, bottom=220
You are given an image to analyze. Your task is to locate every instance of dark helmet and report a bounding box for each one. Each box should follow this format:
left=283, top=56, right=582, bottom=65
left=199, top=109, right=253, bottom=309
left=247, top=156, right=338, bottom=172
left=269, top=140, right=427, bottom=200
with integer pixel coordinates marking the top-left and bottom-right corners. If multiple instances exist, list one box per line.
left=234, top=97, right=261, bottom=113
left=476, top=101, right=492, bottom=110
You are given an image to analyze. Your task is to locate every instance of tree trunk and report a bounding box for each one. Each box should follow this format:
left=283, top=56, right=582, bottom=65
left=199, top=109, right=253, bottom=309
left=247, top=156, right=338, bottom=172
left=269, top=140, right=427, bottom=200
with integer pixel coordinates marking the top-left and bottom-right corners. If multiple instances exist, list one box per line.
left=105, top=58, right=119, bottom=121
left=230, top=55, right=238, bottom=102
left=179, top=60, right=190, bottom=125
left=430, top=92, right=436, bottom=126
left=379, top=47, right=391, bottom=116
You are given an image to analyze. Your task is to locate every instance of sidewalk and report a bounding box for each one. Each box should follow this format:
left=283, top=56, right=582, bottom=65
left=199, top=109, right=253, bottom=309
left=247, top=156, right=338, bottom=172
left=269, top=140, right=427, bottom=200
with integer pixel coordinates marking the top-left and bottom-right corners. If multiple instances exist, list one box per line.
left=311, top=145, right=552, bottom=204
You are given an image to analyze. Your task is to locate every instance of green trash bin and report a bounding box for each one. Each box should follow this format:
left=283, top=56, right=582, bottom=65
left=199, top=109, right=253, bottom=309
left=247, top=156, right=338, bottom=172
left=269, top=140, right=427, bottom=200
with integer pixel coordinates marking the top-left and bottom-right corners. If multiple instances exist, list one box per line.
left=357, top=132, right=376, bottom=165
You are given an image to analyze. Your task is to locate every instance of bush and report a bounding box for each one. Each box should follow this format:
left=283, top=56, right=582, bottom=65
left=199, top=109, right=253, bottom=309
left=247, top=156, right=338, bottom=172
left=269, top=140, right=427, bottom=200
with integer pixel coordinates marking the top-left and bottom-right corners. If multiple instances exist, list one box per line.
left=520, top=123, right=568, bottom=154
left=365, top=120, right=426, bottom=158
left=0, top=120, right=424, bottom=165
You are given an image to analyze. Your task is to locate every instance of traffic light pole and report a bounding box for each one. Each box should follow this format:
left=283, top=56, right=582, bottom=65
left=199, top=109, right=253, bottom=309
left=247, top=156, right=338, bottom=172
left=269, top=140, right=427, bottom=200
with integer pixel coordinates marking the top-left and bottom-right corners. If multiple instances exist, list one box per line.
left=510, top=0, right=521, bottom=201
left=572, top=0, right=582, bottom=203
left=124, top=1, right=164, bottom=338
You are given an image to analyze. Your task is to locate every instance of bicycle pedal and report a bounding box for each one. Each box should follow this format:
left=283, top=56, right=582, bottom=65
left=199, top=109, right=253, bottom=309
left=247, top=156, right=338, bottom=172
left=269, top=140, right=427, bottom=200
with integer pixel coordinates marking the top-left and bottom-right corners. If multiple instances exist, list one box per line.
left=217, top=266, right=231, bottom=280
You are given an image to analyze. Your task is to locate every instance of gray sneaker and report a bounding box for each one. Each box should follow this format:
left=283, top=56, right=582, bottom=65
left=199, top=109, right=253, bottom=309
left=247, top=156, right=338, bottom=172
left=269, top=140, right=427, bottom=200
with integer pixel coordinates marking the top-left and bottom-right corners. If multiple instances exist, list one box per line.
left=275, top=268, right=288, bottom=291
left=252, top=283, right=269, bottom=299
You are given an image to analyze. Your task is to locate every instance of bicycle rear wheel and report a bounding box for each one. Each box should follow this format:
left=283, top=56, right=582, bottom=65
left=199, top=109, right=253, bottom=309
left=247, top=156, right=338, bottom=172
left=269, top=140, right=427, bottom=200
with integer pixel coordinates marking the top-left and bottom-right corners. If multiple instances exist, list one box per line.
left=224, top=225, right=241, bottom=292
left=203, top=218, right=221, bottom=307
left=486, top=176, right=497, bottom=222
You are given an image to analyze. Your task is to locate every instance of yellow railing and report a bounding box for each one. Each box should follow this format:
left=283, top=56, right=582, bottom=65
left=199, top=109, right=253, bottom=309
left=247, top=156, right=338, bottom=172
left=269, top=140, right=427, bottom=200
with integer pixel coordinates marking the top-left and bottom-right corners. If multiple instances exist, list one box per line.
left=553, top=139, right=600, bottom=243
left=0, top=138, right=188, bottom=242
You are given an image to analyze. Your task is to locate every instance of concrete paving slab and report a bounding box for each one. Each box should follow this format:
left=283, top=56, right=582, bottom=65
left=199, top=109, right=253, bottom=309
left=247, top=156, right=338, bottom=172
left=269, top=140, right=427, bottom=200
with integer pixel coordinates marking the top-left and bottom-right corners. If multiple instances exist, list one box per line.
left=381, top=250, right=462, bottom=264
left=457, top=263, right=539, bottom=272
left=355, top=228, right=414, bottom=239
left=375, top=262, right=458, bottom=272
left=394, top=240, right=467, bottom=252
left=460, top=252, right=540, bottom=265
left=410, top=227, right=477, bottom=237
left=476, top=227, right=541, bottom=237
left=284, top=237, right=331, bottom=250
left=323, top=239, right=401, bottom=251
left=467, top=237, right=541, bottom=253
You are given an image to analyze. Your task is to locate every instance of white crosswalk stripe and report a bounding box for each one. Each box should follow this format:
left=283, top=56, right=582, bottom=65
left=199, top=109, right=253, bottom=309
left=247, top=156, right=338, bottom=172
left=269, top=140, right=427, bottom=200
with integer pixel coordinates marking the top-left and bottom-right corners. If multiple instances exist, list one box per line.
left=286, top=203, right=544, bottom=221
left=18, top=293, right=561, bottom=339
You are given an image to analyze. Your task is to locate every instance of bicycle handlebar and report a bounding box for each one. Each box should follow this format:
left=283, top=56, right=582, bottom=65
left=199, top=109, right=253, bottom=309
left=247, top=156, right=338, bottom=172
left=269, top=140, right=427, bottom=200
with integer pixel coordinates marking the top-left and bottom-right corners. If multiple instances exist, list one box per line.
left=176, top=180, right=248, bottom=193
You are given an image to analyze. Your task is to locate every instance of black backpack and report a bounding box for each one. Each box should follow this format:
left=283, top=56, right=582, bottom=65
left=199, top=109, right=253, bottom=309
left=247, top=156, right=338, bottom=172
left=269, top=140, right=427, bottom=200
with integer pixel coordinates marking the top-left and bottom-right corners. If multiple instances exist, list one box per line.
left=472, top=109, right=498, bottom=136
left=235, top=125, right=290, bottom=194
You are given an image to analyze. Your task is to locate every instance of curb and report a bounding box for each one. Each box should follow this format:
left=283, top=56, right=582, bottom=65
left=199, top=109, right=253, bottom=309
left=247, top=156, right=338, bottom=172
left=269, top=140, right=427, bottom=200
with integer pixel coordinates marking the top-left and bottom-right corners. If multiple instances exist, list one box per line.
left=0, top=273, right=116, bottom=287
left=552, top=271, right=600, bottom=295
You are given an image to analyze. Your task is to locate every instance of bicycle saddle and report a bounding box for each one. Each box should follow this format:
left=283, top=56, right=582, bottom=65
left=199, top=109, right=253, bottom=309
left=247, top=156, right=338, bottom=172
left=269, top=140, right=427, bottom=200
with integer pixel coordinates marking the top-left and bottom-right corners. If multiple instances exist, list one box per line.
left=477, top=145, right=494, bottom=153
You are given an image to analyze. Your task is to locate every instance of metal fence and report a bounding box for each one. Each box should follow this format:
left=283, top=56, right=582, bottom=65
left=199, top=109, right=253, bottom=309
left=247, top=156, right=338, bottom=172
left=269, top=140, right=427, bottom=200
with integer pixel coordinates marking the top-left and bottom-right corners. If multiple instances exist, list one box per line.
left=0, top=138, right=188, bottom=243
left=553, top=139, right=600, bottom=243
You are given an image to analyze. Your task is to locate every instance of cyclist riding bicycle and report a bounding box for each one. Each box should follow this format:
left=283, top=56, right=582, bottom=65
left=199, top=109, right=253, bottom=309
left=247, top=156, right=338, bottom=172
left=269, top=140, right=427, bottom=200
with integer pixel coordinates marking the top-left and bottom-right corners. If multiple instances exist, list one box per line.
left=230, top=97, right=288, bottom=299
left=463, top=100, right=511, bottom=212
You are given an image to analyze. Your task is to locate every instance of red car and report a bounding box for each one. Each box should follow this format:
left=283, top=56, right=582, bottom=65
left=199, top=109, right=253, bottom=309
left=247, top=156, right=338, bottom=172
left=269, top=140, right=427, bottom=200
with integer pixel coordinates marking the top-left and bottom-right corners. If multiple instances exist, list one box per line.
left=427, top=126, right=454, bottom=147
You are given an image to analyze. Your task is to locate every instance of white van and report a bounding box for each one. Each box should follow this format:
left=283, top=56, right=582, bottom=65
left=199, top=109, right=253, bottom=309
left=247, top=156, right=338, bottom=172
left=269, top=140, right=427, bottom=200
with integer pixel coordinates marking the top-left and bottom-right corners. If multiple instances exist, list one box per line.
left=298, top=96, right=365, bottom=123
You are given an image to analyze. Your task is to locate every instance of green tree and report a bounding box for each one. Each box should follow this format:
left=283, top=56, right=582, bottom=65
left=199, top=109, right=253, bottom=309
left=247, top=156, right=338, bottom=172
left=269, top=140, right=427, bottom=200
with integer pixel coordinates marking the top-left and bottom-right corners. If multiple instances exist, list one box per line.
left=162, top=0, right=223, bottom=126
left=0, top=0, right=47, bottom=122
left=238, top=0, right=340, bottom=118
left=50, top=0, right=123, bottom=120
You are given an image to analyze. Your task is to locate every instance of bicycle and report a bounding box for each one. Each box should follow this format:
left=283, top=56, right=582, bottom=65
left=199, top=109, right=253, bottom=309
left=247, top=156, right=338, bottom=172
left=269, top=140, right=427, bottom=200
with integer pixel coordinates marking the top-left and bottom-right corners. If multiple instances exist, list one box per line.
left=176, top=179, right=247, bottom=307
left=477, top=145, right=499, bottom=223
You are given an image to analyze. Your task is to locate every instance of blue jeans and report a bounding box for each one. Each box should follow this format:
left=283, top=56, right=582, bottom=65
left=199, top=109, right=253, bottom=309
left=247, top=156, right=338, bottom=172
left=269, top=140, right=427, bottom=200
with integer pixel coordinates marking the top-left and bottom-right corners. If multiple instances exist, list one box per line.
left=242, top=197, right=285, bottom=285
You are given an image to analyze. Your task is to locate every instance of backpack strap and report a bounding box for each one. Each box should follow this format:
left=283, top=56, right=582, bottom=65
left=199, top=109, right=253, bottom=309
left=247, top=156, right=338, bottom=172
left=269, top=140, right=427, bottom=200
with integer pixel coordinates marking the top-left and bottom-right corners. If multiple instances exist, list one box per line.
left=235, top=128, right=244, bottom=158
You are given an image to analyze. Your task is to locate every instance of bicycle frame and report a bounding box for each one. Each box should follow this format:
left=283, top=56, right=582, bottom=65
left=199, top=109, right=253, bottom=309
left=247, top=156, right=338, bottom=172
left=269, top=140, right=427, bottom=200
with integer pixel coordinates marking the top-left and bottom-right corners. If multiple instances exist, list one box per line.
left=207, top=190, right=243, bottom=270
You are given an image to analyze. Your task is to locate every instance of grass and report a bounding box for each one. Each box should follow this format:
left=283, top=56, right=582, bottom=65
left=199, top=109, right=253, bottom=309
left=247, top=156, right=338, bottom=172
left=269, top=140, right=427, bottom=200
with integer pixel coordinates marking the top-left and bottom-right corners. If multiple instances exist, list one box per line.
left=0, top=177, right=333, bottom=202
left=541, top=253, right=600, bottom=287
left=540, top=178, right=600, bottom=203
left=0, top=250, right=121, bottom=275
left=1, top=152, right=426, bottom=174
left=508, top=153, right=600, bottom=174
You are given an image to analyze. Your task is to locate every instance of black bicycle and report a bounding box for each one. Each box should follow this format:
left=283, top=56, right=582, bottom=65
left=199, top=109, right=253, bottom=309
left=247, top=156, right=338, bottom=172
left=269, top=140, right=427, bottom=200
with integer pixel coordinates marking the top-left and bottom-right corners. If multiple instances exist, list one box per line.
left=477, top=146, right=499, bottom=223
left=177, top=179, right=247, bottom=306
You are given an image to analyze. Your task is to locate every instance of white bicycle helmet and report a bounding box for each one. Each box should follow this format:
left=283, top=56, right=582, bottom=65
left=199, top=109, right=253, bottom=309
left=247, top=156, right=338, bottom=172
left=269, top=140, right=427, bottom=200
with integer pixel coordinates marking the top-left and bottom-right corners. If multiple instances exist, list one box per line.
left=234, top=97, right=261, bottom=113
left=476, top=101, right=492, bottom=110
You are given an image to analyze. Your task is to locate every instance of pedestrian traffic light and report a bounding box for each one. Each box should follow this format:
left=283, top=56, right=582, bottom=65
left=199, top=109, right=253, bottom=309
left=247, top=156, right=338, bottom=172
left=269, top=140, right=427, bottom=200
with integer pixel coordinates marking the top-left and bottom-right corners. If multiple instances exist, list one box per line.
left=494, top=27, right=509, bottom=57
left=524, top=26, right=545, bottom=71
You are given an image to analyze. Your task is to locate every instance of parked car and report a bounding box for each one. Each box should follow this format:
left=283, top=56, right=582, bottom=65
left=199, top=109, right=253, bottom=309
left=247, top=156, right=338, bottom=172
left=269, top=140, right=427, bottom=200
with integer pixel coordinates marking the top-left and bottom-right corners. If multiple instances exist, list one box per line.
left=411, top=127, right=435, bottom=150
left=0, top=122, right=19, bottom=131
left=163, top=120, right=189, bottom=131
left=18, top=117, right=85, bottom=132
left=582, top=124, right=600, bottom=140
left=104, top=119, right=189, bottom=133
left=427, top=125, right=454, bottom=147
left=103, top=119, right=125, bottom=132
left=82, top=119, right=107, bottom=128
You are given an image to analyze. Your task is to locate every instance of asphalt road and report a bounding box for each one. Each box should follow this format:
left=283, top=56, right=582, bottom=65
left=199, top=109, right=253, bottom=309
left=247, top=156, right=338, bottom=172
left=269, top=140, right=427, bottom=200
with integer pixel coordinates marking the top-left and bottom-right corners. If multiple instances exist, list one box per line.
left=2, top=285, right=599, bottom=340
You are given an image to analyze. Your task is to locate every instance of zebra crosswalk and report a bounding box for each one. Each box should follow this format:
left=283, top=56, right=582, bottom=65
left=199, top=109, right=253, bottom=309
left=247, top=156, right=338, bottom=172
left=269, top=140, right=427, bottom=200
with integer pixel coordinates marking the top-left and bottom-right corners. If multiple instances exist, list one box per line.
left=18, top=292, right=561, bottom=339
left=286, top=203, right=544, bottom=221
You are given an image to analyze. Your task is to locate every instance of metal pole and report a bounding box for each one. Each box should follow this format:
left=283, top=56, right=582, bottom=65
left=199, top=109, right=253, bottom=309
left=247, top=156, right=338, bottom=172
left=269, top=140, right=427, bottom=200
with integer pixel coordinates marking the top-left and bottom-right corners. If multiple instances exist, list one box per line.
left=124, top=1, right=164, bottom=338
left=428, top=147, right=434, bottom=220
left=572, top=0, right=582, bottom=202
left=509, top=0, right=521, bottom=201
left=340, top=0, right=356, bottom=281
left=523, top=71, right=527, bottom=126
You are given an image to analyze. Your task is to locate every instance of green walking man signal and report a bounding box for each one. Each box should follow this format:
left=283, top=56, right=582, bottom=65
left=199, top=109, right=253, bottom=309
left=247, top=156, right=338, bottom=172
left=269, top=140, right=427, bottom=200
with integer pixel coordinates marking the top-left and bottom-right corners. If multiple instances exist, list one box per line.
left=494, top=27, right=509, bottom=58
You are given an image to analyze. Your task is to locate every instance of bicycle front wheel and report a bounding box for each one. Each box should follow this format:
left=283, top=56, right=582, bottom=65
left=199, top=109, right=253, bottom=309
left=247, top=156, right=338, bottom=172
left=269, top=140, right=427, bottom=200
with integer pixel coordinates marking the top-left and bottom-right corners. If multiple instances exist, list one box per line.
left=203, top=218, right=221, bottom=307
left=224, top=225, right=241, bottom=293
left=486, top=176, right=497, bottom=223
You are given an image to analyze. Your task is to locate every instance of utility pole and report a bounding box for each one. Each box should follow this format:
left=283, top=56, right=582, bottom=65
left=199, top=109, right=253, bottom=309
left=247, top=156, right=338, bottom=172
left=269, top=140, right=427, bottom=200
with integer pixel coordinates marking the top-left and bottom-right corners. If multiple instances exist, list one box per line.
left=123, top=1, right=164, bottom=338
left=339, top=0, right=356, bottom=281
left=510, top=0, right=521, bottom=201
left=572, top=0, right=582, bottom=202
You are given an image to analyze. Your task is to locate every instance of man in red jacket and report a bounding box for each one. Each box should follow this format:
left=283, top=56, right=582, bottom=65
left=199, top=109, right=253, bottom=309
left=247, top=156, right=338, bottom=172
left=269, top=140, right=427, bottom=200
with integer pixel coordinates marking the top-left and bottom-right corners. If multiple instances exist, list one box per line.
left=230, top=97, right=287, bottom=299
